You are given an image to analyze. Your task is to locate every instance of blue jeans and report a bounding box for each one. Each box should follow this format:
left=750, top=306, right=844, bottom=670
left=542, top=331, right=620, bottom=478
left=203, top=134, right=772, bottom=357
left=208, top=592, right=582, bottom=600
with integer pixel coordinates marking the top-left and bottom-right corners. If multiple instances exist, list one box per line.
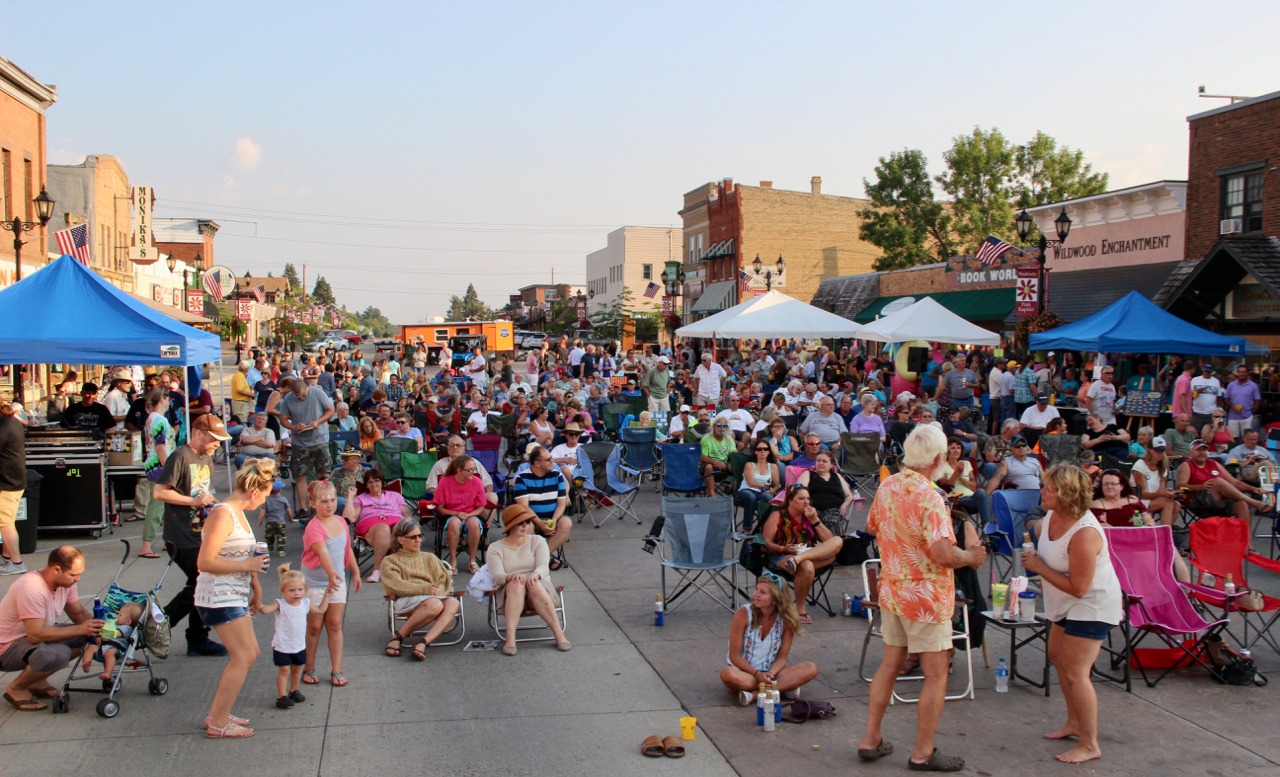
left=735, top=488, right=774, bottom=533
left=957, top=488, right=993, bottom=526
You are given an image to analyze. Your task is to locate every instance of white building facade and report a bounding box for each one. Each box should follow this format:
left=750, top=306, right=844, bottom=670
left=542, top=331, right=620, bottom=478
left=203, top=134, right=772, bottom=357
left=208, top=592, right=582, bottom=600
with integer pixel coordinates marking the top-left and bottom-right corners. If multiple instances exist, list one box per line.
left=584, top=226, right=677, bottom=317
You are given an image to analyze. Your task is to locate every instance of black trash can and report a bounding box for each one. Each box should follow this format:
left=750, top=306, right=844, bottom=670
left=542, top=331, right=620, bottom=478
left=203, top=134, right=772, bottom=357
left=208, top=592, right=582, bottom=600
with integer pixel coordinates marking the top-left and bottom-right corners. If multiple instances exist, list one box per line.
left=17, top=469, right=41, bottom=555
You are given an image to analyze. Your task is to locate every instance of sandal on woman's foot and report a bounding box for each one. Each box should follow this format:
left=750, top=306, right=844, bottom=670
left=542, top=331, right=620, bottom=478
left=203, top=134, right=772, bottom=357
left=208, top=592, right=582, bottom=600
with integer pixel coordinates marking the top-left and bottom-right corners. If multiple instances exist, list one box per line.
left=385, top=635, right=404, bottom=658
left=501, top=644, right=517, bottom=656
left=799, top=612, right=813, bottom=624
left=549, top=558, right=564, bottom=571
left=641, top=735, right=665, bottom=757
left=301, top=670, right=319, bottom=685
left=411, top=641, right=428, bottom=662
left=206, top=720, right=254, bottom=738
left=908, top=749, right=964, bottom=772
left=898, top=656, right=921, bottom=676
left=205, top=713, right=251, bottom=728
left=857, top=739, right=894, bottom=761
left=662, top=736, right=685, bottom=758
left=469, top=561, right=479, bottom=574
left=330, top=672, right=348, bottom=687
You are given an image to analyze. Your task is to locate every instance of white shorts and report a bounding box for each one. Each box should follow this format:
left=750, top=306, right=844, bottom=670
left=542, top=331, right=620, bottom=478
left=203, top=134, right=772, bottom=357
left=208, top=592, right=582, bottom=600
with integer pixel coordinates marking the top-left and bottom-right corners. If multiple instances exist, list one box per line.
left=392, top=594, right=451, bottom=616
left=307, top=578, right=347, bottom=606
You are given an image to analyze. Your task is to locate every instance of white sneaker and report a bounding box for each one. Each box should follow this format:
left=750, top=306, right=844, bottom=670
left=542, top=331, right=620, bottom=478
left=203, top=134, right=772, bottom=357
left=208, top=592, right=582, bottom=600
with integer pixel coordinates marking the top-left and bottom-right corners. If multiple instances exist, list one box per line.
left=0, top=561, right=28, bottom=576
left=782, top=688, right=800, bottom=701
left=366, top=570, right=381, bottom=583
left=737, top=690, right=754, bottom=707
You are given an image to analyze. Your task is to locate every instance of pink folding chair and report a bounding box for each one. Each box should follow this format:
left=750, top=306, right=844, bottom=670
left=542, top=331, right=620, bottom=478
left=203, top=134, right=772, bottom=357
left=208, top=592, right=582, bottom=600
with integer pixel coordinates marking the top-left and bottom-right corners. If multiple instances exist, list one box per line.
left=1104, top=525, right=1231, bottom=688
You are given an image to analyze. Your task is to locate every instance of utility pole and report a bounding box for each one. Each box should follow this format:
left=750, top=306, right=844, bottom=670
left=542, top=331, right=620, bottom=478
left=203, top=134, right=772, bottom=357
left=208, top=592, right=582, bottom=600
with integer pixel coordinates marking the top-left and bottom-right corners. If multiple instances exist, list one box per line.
left=302, top=263, right=308, bottom=302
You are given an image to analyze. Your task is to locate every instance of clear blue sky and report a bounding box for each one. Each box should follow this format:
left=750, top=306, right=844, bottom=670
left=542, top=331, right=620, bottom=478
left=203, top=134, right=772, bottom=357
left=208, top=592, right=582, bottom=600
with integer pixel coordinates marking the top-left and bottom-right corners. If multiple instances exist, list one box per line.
left=5, top=1, right=1277, bottom=323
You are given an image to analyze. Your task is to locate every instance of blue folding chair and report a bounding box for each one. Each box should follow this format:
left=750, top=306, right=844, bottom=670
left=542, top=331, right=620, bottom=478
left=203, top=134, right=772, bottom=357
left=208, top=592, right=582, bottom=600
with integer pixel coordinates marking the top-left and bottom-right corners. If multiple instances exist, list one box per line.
left=620, top=426, right=661, bottom=490
left=660, top=443, right=705, bottom=496
left=472, top=448, right=504, bottom=505
left=576, top=444, right=640, bottom=527
left=657, top=496, right=740, bottom=613
left=601, top=445, right=640, bottom=525
left=986, top=489, right=1042, bottom=586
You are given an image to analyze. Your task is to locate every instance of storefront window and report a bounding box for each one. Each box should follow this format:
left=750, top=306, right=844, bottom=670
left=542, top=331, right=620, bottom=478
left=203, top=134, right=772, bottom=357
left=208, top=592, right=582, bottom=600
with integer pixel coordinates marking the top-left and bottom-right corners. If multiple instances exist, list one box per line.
left=1222, top=170, right=1264, bottom=233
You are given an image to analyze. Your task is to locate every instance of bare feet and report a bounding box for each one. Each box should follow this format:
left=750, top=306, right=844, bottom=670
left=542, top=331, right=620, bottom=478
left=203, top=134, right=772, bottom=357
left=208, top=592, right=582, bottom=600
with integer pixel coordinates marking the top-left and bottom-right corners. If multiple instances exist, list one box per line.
left=1055, top=744, right=1101, bottom=763
left=1044, top=725, right=1080, bottom=740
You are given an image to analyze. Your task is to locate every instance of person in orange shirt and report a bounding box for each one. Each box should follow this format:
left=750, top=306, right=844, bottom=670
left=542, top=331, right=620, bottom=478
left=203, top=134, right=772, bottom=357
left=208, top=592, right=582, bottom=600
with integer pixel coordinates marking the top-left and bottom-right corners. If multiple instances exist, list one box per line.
left=858, top=425, right=986, bottom=772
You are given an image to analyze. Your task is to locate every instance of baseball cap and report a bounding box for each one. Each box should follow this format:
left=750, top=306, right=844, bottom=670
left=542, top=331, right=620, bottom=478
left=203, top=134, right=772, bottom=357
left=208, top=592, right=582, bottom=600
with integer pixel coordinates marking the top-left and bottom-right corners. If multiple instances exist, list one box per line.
left=1202, top=362, right=1214, bottom=370
left=1036, top=392, right=1049, bottom=402
left=193, top=414, right=232, bottom=441
left=1011, top=435, right=1029, bottom=447
left=658, top=356, right=670, bottom=364
left=1191, top=439, right=1210, bottom=450
left=340, top=446, right=363, bottom=458
left=1150, top=436, right=1168, bottom=451
left=679, top=404, right=691, bottom=413
left=271, top=478, right=287, bottom=493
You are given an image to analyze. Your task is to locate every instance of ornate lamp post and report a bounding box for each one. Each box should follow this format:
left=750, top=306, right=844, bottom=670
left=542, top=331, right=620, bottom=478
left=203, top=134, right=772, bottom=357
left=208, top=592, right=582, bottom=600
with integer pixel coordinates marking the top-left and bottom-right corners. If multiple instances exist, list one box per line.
left=751, top=254, right=785, bottom=291
left=1014, top=208, right=1072, bottom=315
left=2, top=188, right=56, bottom=400
left=165, top=252, right=194, bottom=309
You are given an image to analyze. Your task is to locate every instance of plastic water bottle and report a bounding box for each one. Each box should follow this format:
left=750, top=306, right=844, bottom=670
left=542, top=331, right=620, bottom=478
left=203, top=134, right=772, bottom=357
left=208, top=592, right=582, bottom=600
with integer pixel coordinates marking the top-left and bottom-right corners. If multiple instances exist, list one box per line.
left=995, top=658, right=1009, bottom=693
left=841, top=592, right=853, bottom=616
left=92, top=597, right=105, bottom=621
left=1224, top=575, right=1236, bottom=596
left=654, top=595, right=665, bottom=627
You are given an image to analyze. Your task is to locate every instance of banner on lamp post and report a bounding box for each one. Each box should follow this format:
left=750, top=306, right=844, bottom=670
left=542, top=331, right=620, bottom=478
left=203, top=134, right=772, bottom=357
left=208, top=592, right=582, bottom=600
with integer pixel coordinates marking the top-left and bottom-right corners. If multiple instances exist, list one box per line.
left=186, top=289, right=204, bottom=316
left=236, top=299, right=253, bottom=321
left=661, top=295, right=673, bottom=316
left=1015, top=266, right=1039, bottom=317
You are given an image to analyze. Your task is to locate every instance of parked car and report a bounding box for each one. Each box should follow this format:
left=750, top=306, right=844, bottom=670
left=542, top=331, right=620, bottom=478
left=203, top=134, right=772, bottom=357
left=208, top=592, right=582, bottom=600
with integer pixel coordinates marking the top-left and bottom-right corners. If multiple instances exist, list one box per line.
left=324, top=328, right=362, bottom=345
left=520, top=331, right=547, bottom=349
left=306, top=336, right=349, bottom=352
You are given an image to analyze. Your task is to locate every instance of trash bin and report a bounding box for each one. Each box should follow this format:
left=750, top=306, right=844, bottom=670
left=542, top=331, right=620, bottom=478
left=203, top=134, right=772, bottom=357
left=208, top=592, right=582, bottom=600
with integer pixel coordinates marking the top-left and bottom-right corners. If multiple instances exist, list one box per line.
left=16, top=469, right=41, bottom=555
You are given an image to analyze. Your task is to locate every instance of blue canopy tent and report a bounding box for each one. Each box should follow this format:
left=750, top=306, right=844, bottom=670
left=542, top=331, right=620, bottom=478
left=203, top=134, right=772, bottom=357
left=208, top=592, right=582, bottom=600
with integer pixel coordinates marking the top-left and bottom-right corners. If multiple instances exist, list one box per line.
left=1030, top=291, right=1245, bottom=356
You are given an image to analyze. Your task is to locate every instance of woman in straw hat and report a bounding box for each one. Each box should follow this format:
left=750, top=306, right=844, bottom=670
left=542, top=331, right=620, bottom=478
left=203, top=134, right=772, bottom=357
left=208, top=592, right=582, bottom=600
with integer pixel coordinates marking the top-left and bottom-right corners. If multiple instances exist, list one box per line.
left=486, top=504, right=570, bottom=656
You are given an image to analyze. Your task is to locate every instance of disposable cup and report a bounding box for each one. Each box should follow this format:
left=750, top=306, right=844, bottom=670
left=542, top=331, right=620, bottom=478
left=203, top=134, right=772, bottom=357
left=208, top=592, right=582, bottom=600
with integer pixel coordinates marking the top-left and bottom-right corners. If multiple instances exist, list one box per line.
left=680, top=716, right=697, bottom=741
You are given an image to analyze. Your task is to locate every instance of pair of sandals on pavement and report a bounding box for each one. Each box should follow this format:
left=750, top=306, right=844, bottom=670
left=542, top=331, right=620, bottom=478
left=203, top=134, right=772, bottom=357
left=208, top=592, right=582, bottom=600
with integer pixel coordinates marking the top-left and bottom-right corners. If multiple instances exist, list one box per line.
left=301, top=669, right=347, bottom=686
left=858, top=740, right=964, bottom=772
left=4, top=685, right=62, bottom=712
left=385, top=632, right=430, bottom=661
left=640, top=735, right=685, bottom=758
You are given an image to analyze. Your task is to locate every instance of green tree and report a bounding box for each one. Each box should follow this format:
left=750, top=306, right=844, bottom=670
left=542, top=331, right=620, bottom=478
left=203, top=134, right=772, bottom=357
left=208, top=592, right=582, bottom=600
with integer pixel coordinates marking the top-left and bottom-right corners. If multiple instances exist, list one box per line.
left=589, top=288, right=633, bottom=340
left=545, top=298, right=578, bottom=335
left=282, top=263, right=301, bottom=297
left=936, top=126, right=1018, bottom=252
left=859, top=149, right=957, bottom=270
left=445, top=283, right=495, bottom=321
left=1012, top=131, right=1109, bottom=210
left=311, top=275, right=336, bottom=307
left=352, top=305, right=394, bottom=337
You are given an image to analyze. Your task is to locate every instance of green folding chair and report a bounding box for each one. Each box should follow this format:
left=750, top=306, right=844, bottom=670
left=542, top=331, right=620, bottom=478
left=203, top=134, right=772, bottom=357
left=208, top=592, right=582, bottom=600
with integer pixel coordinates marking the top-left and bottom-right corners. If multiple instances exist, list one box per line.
left=374, top=437, right=420, bottom=482
left=401, top=450, right=437, bottom=504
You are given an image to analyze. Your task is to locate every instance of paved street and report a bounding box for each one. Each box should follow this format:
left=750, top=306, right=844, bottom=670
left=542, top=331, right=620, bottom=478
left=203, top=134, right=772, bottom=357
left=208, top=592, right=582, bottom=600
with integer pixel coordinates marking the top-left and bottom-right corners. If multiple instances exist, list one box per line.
left=2, top=467, right=1279, bottom=776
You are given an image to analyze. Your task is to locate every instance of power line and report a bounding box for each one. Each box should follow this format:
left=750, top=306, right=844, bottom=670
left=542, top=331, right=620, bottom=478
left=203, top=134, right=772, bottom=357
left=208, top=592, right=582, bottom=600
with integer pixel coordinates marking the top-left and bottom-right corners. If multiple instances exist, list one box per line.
left=216, top=232, right=583, bottom=256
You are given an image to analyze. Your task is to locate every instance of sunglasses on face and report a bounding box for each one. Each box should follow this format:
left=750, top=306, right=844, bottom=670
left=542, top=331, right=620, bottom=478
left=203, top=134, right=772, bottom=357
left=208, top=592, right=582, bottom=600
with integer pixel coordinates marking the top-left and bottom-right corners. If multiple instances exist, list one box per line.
left=401, top=533, right=423, bottom=540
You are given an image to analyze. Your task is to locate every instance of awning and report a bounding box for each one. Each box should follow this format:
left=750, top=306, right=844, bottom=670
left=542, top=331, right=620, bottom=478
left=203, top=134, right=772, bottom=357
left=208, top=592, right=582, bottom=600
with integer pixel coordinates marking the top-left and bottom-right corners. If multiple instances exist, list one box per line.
left=127, top=292, right=212, bottom=325
left=690, top=280, right=738, bottom=314
left=854, top=288, right=1014, bottom=324
left=1012, top=262, right=1181, bottom=324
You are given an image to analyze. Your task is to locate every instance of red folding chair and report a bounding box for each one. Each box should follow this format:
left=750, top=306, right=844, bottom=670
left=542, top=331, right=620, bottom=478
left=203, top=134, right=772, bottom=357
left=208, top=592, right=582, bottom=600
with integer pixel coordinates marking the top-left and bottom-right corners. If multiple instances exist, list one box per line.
left=1187, top=516, right=1280, bottom=654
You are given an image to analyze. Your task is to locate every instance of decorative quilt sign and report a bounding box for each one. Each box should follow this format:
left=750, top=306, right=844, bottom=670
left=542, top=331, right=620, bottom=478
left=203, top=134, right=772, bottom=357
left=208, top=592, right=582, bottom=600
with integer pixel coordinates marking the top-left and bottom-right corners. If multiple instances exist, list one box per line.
left=1015, top=266, right=1039, bottom=317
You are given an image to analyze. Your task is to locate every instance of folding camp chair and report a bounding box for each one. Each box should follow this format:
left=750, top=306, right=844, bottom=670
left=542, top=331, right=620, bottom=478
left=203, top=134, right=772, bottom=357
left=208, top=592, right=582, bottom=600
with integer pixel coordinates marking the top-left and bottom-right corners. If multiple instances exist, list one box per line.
left=681, top=422, right=710, bottom=445
left=660, top=443, right=706, bottom=496
left=838, top=432, right=882, bottom=500
left=599, top=444, right=641, bottom=525
left=329, top=429, right=361, bottom=458
left=374, top=437, right=419, bottom=482
left=657, top=496, right=741, bottom=613
left=574, top=444, right=638, bottom=528
left=601, top=403, right=630, bottom=440
left=581, top=440, right=615, bottom=485
left=486, top=584, right=568, bottom=644
left=1187, top=516, right=1280, bottom=654
left=386, top=592, right=466, bottom=647
left=986, top=489, right=1042, bottom=586
left=620, top=426, right=661, bottom=490
left=472, top=448, right=505, bottom=505
left=399, top=450, right=437, bottom=506
left=857, top=559, right=976, bottom=703
left=1105, top=525, right=1231, bottom=688
left=1037, top=433, right=1083, bottom=468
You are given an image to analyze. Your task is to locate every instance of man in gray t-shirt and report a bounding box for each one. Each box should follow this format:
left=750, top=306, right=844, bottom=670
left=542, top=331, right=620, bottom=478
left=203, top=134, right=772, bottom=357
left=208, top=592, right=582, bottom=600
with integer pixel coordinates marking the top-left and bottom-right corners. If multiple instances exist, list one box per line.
left=942, top=355, right=979, bottom=407
left=277, top=381, right=335, bottom=520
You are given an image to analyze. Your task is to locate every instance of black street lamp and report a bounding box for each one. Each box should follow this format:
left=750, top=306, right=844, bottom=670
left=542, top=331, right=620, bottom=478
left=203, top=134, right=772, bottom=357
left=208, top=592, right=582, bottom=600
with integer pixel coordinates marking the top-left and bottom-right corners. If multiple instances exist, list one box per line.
left=165, top=252, right=194, bottom=309
left=1014, top=208, right=1072, bottom=315
left=751, top=254, right=785, bottom=291
left=2, top=187, right=56, bottom=400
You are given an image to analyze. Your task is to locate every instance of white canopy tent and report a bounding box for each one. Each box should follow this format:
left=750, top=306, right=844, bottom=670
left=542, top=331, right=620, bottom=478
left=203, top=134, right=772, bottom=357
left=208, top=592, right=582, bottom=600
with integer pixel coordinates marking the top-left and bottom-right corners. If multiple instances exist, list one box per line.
left=855, top=296, right=1001, bottom=346
left=676, top=290, right=861, bottom=339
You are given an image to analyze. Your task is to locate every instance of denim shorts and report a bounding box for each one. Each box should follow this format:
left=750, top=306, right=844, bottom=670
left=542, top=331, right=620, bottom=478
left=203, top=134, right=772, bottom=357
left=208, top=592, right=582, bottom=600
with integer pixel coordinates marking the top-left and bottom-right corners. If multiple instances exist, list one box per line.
left=196, top=605, right=250, bottom=628
left=1054, top=618, right=1113, bottom=641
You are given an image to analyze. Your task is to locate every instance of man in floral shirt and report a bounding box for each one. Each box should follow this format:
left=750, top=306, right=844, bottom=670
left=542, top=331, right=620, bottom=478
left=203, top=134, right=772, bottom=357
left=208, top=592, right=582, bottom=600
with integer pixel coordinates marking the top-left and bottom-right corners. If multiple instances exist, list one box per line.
left=858, top=424, right=986, bottom=772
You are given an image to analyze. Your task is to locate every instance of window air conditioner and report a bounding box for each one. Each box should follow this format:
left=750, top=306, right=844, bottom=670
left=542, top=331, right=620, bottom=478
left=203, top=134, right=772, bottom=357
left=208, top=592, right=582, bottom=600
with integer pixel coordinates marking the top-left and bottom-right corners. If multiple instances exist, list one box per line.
left=1220, top=218, right=1243, bottom=235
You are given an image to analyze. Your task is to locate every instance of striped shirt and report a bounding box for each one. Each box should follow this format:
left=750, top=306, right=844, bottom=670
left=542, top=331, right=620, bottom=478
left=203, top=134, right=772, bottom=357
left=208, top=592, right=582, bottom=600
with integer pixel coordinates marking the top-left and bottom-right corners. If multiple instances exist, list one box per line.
left=512, top=470, right=567, bottom=520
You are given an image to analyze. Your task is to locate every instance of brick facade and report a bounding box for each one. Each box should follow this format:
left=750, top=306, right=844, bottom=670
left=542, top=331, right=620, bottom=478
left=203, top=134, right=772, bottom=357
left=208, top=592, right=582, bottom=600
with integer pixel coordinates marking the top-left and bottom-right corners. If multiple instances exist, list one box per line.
left=0, top=55, right=55, bottom=290
left=1186, top=91, right=1280, bottom=260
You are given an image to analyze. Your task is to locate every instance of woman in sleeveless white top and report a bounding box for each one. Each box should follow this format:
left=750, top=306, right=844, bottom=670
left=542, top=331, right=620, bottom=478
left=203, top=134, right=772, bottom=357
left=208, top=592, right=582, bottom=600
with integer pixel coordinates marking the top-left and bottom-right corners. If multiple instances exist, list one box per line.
left=1023, top=464, right=1122, bottom=765
left=719, top=577, right=818, bottom=703
left=196, top=459, right=273, bottom=739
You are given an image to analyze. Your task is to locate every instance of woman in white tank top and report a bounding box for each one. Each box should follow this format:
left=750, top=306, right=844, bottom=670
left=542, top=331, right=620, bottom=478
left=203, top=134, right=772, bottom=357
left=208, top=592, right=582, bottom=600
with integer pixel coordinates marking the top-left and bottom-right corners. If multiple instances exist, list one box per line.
left=1023, top=464, right=1122, bottom=765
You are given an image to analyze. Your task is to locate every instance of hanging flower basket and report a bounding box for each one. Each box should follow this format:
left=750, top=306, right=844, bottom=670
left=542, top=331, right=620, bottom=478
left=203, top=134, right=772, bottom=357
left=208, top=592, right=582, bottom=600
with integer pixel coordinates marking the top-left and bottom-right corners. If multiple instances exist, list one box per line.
left=1013, top=311, right=1065, bottom=351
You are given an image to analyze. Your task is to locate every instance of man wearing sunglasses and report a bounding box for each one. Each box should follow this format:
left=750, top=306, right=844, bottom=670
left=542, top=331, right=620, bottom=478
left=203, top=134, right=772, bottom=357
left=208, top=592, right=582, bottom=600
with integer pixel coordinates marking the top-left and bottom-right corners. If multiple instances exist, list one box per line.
left=387, top=412, right=424, bottom=452
left=983, top=434, right=1042, bottom=495
left=700, top=420, right=735, bottom=496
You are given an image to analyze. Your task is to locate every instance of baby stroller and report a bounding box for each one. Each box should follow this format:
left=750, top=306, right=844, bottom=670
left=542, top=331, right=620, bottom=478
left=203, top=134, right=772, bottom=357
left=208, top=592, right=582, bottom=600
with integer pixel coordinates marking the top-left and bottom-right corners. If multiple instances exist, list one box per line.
left=53, top=540, right=173, bottom=718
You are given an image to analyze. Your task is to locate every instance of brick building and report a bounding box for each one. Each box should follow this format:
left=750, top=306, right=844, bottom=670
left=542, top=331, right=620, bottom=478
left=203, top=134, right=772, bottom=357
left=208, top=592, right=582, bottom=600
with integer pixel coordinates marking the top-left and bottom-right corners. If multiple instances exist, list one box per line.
left=46, top=155, right=136, bottom=292
left=0, top=55, right=55, bottom=291
left=1156, top=90, right=1280, bottom=358
left=680, top=177, right=879, bottom=321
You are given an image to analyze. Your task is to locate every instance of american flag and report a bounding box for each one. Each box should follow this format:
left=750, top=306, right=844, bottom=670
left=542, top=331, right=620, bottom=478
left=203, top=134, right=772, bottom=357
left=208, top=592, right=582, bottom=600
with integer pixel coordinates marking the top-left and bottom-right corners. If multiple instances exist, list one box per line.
left=202, top=268, right=225, bottom=301
left=252, top=284, right=266, bottom=303
left=738, top=270, right=752, bottom=296
left=54, top=225, right=91, bottom=266
left=975, top=235, right=1015, bottom=266
left=643, top=281, right=660, bottom=299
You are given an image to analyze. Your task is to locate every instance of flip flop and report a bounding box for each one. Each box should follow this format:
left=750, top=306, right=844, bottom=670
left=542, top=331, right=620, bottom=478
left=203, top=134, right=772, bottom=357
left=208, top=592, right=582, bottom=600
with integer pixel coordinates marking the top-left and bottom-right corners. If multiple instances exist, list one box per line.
left=330, top=671, right=348, bottom=687
left=138, top=552, right=161, bottom=559
left=27, top=686, right=62, bottom=699
left=641, top=735, right=665, bottom=758
left=857, top=739, right=894, bottom=761
left=411, top=641, right=428, bottom=662
left=908, top=749, right=965, bottom=772
left=799, top=613, right=813, bottom=624
left=301, top=670, right=320, bottom=685
left=3, top=692, right=46, bottom=712
left=662, top=736, right=685, bottom=758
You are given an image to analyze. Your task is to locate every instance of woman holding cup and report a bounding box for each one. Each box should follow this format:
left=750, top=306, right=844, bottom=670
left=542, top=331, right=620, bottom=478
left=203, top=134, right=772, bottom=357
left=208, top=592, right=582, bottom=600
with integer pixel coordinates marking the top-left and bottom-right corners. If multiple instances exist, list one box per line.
left=195, top=457, right=275, bottom=738
left=1022, top=464, right=1122, bottom=764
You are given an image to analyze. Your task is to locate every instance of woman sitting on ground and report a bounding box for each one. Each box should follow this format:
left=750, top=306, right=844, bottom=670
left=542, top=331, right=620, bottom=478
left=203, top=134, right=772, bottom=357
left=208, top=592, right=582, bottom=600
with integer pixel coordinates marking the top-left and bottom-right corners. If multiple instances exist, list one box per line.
left=737, top=440, right=781, bottom=533
left=357, top=416, right=381, bottom=457
left=431, top=455, right=489, bottom=573
left=380, top=518, right=460, bottom=662
left=720, top=573, right=818, bottom=706
left=343, top=468, right=412, bottom=584
left=487, top=505, right=572, bottom=656
left=760, top=486, right=843, bottom=624
left=795, top=450, right=854, bottom=535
